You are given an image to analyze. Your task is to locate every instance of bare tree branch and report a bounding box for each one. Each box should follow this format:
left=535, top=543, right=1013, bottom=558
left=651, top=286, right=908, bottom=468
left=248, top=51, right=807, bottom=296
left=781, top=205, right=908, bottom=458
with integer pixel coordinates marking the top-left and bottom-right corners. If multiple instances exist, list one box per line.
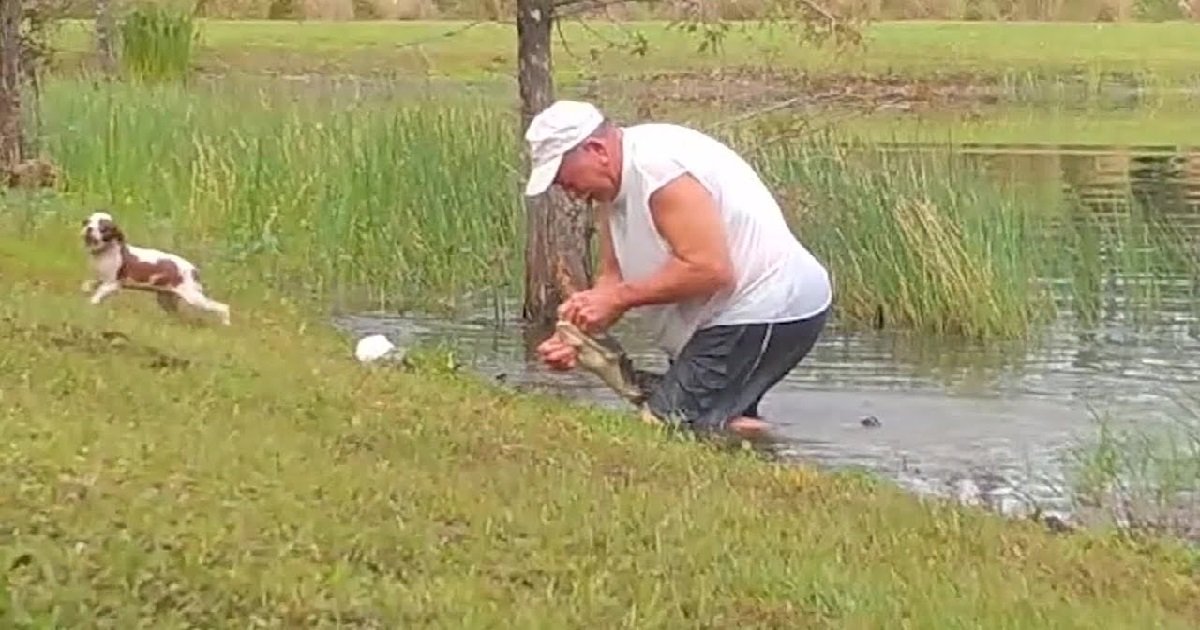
left=394, top=20, right=489, bottom=49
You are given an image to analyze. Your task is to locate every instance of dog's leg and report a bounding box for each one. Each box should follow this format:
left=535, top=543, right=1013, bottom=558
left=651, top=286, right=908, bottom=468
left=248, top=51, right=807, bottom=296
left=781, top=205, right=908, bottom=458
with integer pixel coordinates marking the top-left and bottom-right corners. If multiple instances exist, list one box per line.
left=156, top=291, right=180, bottom=314
left=88, top=281, right=121, bottom=305
left=175, top=285, right=231, bottom=326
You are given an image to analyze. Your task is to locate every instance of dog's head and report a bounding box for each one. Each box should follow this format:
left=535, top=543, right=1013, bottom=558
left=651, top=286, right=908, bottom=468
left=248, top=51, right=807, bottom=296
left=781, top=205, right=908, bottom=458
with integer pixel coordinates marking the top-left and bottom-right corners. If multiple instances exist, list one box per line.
left=81, top=211, right=124, bottom=252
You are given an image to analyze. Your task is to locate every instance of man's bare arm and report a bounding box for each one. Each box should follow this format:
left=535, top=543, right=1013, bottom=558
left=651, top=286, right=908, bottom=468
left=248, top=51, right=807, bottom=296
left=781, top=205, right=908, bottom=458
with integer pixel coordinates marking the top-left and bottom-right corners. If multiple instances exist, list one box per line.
left=615, top=173, right=735, bottom=309
left=594, top=203, right=624, bottom=290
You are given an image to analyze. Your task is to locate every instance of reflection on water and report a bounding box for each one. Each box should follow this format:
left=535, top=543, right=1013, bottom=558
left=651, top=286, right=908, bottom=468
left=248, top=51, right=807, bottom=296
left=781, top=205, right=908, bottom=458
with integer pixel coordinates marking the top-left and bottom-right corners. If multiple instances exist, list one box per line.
left=335, top=142, right=1200, bottom=523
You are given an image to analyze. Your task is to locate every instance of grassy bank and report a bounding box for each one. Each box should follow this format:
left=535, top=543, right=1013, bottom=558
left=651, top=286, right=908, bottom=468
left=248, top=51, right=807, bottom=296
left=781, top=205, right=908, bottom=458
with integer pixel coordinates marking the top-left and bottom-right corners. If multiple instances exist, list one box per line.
left=1, top=223, right=1200, bottom=626
left=50, top=19, right=1200, bottom=85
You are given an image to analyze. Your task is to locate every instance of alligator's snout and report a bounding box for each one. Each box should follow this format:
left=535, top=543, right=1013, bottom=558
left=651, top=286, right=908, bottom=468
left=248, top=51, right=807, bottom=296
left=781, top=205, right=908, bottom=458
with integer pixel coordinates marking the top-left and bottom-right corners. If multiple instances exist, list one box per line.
left=554, top=320, right=652, bottom=406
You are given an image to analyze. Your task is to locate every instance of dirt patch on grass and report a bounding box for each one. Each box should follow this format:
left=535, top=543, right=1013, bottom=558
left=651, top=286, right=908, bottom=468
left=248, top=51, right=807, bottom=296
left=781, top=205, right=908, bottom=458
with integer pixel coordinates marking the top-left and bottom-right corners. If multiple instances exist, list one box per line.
left=587, top=67, right=1009, bottom=117
left=0, top=317, right=193, bottom=371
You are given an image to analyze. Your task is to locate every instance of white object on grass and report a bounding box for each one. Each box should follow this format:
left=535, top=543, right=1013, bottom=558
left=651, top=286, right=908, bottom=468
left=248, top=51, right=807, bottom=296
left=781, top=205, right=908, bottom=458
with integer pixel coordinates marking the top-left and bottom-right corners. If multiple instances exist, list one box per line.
left=355, top=334, right=397, bottom=363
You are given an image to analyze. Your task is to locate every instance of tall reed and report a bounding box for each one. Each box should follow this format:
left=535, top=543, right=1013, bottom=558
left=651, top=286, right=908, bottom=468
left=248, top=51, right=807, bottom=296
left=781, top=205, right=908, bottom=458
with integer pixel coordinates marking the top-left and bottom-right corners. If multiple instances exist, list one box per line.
left=31, top=78, right=1196, bottom=340
left=735, top=128, right=1056, bottom=340
left=1046, top=185, right=1200, bottom=331
left=118, top=2, right=200, bottom=83
left=40, top=78, right=523, bottom=312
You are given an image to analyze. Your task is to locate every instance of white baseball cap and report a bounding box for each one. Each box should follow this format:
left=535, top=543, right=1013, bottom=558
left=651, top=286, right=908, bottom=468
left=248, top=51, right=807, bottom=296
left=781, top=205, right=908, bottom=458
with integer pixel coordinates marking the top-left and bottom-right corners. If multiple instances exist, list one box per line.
left=523, top=100, right=606, bottom=197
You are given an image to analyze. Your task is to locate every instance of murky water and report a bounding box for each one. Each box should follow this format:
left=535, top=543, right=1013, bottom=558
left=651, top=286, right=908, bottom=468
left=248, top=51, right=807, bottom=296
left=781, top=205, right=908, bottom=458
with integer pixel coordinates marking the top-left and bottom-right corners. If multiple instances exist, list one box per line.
left=334, top=143, right=1200, bottom=523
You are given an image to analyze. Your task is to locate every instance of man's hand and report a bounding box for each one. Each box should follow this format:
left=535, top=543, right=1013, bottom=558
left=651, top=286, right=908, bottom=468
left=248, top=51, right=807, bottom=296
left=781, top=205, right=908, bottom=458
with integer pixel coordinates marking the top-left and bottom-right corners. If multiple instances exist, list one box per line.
left=558, top=284, right=629, bottom=334
left=537, top=334, right=579, bottom=371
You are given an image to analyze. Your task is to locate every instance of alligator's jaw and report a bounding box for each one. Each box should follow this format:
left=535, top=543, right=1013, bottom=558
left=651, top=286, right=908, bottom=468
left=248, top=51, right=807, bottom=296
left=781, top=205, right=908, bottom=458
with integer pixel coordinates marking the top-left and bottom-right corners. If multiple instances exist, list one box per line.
left=554, top=321, right=648, bottom=405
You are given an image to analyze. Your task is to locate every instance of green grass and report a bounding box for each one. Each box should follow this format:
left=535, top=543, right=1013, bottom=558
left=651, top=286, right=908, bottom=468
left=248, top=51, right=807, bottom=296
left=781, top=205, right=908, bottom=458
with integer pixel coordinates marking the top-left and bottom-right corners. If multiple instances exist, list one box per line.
left=786, top=102, right=1200, bottom=148
left=118, top=2, right=200, bottom=83
left=38, top=78, right=522, bottom=314
left=1, top=229, right=1199, bottom=626
left=744, top=129, right=1058, bottom=339
left=34, top=76, right=1072, bottom=340
left=1068, top=403, right=1200, bottom=541
left=35, top=75, right=1200, bottom=340
left=50, top=19, right=1200, bottom=85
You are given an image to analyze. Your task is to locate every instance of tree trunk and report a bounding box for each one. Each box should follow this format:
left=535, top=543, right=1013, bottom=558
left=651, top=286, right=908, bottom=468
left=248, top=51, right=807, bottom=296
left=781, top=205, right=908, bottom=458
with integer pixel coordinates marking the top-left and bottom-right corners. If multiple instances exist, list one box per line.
left=96, top=0, right=118, bottom=76
left=0, top=0, right=22, bottom=169
left=516, top=0, right=593, bottom=327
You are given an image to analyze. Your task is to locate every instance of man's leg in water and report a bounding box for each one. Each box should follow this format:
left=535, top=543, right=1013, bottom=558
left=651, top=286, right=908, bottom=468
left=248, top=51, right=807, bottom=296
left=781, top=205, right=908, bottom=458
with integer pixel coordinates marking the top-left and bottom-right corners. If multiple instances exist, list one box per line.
left=645, top=307, right=830, bottom=438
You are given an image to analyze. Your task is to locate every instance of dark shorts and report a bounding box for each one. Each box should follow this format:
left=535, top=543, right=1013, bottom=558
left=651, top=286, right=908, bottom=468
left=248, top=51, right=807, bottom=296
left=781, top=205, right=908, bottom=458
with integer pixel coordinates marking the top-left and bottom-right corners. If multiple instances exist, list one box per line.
left=645, top=306, right=830, bottom=432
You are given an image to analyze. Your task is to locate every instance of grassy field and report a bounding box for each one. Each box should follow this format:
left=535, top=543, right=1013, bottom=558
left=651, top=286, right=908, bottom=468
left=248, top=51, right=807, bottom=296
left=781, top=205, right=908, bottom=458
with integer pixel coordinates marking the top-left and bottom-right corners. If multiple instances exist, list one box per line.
left=51, top=19, right=1200, bottom=84
left=793, top=102, right=1200, bottom=147
left=2, top=222, right=1200, bottom=626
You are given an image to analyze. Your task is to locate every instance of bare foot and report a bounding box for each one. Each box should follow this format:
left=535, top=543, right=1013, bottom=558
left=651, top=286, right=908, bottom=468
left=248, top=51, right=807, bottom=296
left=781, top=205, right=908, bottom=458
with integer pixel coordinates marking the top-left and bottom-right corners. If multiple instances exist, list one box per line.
left=727, top=416, right=771, bottom=439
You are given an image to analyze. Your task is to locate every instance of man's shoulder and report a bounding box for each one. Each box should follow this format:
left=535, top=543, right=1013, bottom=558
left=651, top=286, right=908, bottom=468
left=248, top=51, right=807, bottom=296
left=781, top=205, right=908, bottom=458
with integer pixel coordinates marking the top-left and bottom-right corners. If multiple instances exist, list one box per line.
left=625, top=123, right=711, bottom=167
left=626, top=122, right=733, bottom=165
left=625, top=122, right=710, bottom=141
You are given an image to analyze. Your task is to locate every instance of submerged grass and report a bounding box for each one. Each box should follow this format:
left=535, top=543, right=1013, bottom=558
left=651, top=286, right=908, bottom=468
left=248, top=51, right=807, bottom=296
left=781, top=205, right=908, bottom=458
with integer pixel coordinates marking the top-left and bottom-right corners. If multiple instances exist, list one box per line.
left=1, top=234, right=1199, bottom=626
left=1068, top=399, right=1200, bottom=543
left=1047, top=178, right=1200, bottom=330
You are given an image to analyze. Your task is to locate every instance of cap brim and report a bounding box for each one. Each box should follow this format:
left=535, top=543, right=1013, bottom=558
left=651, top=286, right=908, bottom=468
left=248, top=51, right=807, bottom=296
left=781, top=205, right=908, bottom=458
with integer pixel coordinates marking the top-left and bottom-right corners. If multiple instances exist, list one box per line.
left=524, top=154, right=563, bottom=197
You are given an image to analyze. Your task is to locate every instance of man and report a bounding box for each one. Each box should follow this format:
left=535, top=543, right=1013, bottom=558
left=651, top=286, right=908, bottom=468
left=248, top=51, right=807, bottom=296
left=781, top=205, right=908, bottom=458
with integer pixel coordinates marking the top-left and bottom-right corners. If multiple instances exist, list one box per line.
left=525, top=100, right=832, bottom=439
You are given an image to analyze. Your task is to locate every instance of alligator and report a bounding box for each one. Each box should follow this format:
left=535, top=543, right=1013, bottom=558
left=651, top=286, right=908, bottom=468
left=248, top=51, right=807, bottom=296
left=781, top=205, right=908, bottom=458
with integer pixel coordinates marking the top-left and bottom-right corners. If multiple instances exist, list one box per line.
left=553, top=320, right=664, bottom=406
left=549, top=258, right=666, bottom=425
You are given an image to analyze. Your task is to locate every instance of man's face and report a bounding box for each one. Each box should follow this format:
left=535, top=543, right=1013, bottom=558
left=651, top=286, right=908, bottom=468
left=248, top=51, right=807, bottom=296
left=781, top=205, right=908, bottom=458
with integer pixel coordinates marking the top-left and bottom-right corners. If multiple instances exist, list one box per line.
left=553, top=137, right=617, bottom=203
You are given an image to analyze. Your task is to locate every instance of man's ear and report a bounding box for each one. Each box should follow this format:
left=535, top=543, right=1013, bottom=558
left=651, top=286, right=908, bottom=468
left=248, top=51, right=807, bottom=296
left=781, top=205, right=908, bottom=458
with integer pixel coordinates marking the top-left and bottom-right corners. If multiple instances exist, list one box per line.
left=581, top=137, right=609, bottom=163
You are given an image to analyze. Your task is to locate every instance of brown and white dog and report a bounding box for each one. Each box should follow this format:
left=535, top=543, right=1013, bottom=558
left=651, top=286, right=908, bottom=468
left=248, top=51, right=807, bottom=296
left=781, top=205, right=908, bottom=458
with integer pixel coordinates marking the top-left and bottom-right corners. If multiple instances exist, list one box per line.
left=80, top=211, right=231, bottom=326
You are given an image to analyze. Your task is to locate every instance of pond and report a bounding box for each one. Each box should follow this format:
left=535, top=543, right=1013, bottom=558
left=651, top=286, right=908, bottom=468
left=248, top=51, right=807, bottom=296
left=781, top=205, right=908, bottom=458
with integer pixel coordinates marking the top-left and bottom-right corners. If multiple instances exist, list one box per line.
left=334, top=138, right=1200, bottom=530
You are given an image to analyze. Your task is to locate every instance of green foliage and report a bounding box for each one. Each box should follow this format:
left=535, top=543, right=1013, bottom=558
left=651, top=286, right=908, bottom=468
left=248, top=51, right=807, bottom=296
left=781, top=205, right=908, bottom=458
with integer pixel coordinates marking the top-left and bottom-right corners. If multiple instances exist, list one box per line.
left=39, top=79, right=522, bottom=313
left=118, top=1, right=200, bottom=83
left=36, top=76, right=1200, bottom=340
left=740, top=128, right=1055, bottom=340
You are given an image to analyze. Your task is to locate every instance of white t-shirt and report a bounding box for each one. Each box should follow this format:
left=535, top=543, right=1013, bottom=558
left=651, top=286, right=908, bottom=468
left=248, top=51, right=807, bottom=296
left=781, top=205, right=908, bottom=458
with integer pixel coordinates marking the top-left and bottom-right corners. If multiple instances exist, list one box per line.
left=607, top=122, right=833, bottom=357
